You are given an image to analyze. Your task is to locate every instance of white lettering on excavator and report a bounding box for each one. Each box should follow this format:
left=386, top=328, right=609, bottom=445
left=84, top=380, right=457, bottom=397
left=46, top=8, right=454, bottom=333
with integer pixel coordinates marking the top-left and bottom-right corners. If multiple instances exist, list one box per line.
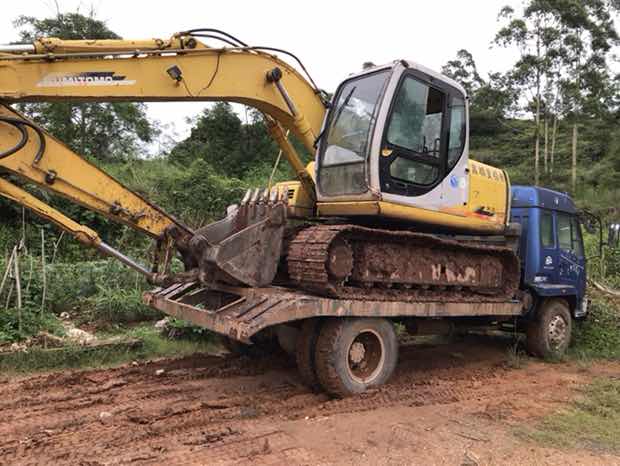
left=37, top=73, right=136, bottom=87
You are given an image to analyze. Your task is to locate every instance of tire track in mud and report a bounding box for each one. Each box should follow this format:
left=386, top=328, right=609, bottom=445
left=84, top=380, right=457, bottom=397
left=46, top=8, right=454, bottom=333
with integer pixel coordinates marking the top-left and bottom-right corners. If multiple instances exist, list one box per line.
left=0, top=337, right=563, bottom=465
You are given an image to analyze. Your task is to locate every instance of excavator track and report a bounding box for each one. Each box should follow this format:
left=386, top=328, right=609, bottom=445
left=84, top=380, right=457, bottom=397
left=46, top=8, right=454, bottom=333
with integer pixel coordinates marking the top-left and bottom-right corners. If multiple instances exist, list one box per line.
left=287, top=225, right=520, bottom=302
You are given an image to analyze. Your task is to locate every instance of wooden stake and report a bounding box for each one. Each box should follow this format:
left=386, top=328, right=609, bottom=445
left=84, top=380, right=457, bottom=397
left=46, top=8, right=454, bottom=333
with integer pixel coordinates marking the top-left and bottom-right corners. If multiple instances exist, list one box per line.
left=41, top=229, right=47, bottom=313
left=14, top=249, right=22, bottom=333
left=5, top=282, right=13, bottom=310
left=0, top=246, right=17, bottom=298
left=25, top=254, right=34, bottom=294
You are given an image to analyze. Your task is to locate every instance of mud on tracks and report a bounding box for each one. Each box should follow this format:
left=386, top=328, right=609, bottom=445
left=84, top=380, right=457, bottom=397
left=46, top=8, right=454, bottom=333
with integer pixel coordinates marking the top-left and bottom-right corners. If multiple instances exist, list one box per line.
left=0, top=336, right=611, bottom=465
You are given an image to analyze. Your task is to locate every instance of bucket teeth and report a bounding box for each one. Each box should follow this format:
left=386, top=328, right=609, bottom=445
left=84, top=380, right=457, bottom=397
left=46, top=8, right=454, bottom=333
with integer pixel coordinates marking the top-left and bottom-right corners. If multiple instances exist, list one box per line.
left=241, top=189, right=252, bottom=205
left=250, top=188, right=261, bottom=204
left=240, top=185, right=289, bottom=210
left=269, top=187, right=278, bottom=204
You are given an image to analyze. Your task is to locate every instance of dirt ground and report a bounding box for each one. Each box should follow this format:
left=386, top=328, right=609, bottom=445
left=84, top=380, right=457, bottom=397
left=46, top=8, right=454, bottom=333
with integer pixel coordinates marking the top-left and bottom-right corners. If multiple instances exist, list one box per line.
left=1, top=335, right=619, bottom=466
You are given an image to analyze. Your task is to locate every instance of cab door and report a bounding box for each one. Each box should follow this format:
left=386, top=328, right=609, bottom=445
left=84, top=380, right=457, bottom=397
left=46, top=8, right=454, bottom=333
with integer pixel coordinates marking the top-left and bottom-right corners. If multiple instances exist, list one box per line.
left=556, top=212, right=586, bottom=301
left=378, top=72, right=466, bottom=201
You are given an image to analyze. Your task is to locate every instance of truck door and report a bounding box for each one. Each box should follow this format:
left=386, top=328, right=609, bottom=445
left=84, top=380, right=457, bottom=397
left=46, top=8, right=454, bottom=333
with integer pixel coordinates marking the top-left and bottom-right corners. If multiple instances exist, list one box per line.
left=538, top=209, right=558, bottom=284
left=556, top=212, right=586, bottom=308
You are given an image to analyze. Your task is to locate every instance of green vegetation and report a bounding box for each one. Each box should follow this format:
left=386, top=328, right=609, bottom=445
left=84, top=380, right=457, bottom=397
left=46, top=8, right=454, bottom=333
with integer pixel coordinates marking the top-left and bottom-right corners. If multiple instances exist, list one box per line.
left=0, top=324, right=216, bottom=374
left=522, top=378, right=620, bottom=453
left=571, top=296, right=620, bottom=360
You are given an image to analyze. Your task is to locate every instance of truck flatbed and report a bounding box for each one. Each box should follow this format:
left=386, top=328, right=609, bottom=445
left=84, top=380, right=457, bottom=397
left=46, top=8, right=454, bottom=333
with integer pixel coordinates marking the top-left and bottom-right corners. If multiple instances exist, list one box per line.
left=143, top=282, right=522, bottom=343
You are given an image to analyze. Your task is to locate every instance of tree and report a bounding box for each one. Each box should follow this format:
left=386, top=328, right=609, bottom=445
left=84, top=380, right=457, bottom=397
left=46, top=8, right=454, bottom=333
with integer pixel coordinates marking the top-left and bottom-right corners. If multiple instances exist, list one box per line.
left=494, top=4, right=564, bottom=185
left=170, top=103, right=280, bottom=178
left=14, top=11, right=156, bottom=161
left=442, top=49, right=485, bottom=97
left=549, top=0, right=619, bottom=192
left=442, top=50, right=518, bottom=136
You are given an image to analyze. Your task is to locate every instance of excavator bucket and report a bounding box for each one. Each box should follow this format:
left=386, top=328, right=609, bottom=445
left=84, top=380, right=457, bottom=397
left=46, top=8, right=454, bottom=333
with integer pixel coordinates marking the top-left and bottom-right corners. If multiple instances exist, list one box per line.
left=188, top=187, right=288, bottom=287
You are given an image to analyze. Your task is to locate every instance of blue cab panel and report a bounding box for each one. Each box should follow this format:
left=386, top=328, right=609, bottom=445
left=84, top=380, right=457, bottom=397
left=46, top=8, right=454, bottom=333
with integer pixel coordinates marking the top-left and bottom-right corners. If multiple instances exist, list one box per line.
left=510, top=185, right=587, bottom=317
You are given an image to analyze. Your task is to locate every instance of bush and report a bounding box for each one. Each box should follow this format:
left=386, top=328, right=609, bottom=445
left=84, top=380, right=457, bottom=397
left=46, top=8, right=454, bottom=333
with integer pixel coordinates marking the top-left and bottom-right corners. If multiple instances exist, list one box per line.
left=0, top=306, right=64, bottom=344
left=0, top=256, right=159, bottom=341
left=571, top=296, right=620, bottom=360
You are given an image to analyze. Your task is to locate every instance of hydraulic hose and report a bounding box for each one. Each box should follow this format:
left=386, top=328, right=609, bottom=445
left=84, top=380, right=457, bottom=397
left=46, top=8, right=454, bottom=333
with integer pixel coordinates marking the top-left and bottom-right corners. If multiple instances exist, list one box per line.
left=0, top=116, right=46, bottom=163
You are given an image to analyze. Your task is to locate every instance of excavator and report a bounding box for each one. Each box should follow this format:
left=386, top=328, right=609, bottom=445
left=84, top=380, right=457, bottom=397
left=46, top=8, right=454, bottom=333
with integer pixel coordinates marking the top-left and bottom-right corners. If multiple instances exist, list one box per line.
left=0, top=29, right=581, bottom=397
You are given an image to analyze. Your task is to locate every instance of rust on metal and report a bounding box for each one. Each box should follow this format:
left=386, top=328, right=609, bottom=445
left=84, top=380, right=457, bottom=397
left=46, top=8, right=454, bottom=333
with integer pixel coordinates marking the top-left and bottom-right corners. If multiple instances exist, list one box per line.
left=287, top=224, right=520, bottom=302
left=143, top=283, right=522, bottom=343
left=181, top=186, right=289, bottom=288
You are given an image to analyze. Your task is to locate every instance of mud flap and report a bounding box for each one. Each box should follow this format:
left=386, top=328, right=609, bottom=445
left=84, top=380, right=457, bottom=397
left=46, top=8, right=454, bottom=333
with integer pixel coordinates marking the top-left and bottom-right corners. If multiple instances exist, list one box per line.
left=189, top=188, right=288, bottom=287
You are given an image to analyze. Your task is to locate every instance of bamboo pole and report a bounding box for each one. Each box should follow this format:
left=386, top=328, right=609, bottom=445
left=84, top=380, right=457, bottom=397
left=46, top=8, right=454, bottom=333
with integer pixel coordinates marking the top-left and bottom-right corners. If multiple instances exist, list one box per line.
left=41, top=229, right=47, bottom=313
left=14, top=249, right=22, bottom=333
left=51, top=232, right=65, bottom=264
left=0, top=246, right=17, bottom=298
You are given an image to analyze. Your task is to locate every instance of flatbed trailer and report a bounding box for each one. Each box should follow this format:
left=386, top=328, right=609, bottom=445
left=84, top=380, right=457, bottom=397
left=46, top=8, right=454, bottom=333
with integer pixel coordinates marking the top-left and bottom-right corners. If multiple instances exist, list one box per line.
left=144, top=282, right=523, bottom=344
left=143, top=282, right=527, bottom=397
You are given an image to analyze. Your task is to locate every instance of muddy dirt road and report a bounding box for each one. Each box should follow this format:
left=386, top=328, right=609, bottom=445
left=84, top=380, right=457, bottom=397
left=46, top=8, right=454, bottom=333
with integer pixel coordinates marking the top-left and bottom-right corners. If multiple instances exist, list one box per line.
left=1, top=335, right=618, bottom=465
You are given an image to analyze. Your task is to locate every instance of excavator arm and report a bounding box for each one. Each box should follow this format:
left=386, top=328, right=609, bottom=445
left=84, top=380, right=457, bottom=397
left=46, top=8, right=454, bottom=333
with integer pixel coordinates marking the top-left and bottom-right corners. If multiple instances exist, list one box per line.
left=0, top=32, right=328, bottom=285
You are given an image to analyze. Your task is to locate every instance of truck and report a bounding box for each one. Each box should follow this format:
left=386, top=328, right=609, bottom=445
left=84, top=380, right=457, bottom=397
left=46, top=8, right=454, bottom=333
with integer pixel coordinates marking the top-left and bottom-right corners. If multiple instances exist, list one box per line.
left=0, top=29, right=587, bottom=397
left=143, top=184, right=587, bottom=396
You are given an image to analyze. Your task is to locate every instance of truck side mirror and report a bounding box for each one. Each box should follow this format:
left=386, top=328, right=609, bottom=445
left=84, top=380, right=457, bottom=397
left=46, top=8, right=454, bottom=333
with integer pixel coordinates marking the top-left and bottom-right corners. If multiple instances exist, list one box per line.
left=609, top=223, right=620, bottom=248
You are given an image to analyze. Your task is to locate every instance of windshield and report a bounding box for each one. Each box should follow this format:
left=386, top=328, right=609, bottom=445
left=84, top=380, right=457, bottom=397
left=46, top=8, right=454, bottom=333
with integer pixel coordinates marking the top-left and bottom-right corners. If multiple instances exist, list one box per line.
left=321, top=71, right=390, bottom=167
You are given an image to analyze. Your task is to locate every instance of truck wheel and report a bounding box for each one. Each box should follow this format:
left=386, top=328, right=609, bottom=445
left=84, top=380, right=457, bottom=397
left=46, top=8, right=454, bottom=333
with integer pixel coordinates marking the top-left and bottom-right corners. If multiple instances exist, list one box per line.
left=526, top=299, right=572, bottom=358
left=315, top=318, right=398, bottom=397
left=295, top=319, right=323, bottom=391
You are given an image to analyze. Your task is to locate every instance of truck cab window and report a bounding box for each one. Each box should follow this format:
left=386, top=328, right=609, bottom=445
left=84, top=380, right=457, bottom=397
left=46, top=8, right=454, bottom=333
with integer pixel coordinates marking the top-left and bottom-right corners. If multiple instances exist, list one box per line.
left=540, top=211, right=554, bottom=248
left=557, top=212, right=584, bottom=257
left=557, top=213, right=572, bottom=250
left=571, top=217, right=584, bottom=257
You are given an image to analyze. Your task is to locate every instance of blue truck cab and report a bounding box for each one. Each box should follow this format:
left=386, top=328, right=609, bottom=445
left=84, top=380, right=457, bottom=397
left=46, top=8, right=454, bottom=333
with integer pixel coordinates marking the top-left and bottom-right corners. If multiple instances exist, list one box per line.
left=510, top=185, right=588, bottom=320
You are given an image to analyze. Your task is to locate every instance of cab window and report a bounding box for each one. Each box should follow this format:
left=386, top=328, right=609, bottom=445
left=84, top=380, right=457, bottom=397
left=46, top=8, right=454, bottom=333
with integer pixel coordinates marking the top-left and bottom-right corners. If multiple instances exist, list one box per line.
left=557, top=213, right=572, bottom=250
left=386, top=77, right=444, bottom=157
left=571, top=216, right=584, bottom=257
left=447, top=97, right=466, bottom=168
left=540, top=211, right=554, bottom=248
left=557, top=212, right=584, bottom=257
left=389, top=157, right=438, bottom=185
left=318, top=70, right=390, bottom=196
left=383, top=76, right=445, bottom=188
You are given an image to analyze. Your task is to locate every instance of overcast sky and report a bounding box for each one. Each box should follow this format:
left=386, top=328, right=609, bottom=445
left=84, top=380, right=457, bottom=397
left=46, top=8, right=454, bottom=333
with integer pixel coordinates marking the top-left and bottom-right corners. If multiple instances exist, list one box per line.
left=1, top=0, right=527, bottom=142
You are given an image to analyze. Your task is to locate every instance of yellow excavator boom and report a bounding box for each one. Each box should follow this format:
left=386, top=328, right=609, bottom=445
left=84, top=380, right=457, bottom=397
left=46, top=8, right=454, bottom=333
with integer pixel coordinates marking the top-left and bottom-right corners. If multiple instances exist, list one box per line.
left=0, top=33, right=328, bottom=281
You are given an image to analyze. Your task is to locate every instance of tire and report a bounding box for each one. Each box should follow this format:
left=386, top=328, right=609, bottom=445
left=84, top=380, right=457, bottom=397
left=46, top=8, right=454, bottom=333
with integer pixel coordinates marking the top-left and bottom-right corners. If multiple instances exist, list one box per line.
left=526, top=298, right=572, bottom=358
left=295, top=319, right=323, bottom=391
left=315, top=318, right=398, bottom=397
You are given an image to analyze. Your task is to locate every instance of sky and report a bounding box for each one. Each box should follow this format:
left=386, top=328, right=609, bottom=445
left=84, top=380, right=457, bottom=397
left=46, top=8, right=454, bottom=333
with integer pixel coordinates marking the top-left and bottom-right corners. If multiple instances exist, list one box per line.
left=0, top=0, right=525, bottom=142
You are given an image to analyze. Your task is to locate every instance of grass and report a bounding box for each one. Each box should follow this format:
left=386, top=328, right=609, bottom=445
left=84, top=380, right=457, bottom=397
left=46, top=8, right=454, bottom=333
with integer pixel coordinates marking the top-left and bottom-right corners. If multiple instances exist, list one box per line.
left=0, top=324, right=218, bottom=374
left=505, top=341, right=528, bottom=369
left=570, top=295, right=620, bottom=361
left=521, top=378, right=620, bottom=454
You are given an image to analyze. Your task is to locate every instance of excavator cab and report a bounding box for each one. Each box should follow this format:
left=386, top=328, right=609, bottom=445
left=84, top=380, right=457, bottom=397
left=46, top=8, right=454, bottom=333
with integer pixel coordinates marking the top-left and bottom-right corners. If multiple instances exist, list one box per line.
left=314, top=61, right=508, bottom=233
